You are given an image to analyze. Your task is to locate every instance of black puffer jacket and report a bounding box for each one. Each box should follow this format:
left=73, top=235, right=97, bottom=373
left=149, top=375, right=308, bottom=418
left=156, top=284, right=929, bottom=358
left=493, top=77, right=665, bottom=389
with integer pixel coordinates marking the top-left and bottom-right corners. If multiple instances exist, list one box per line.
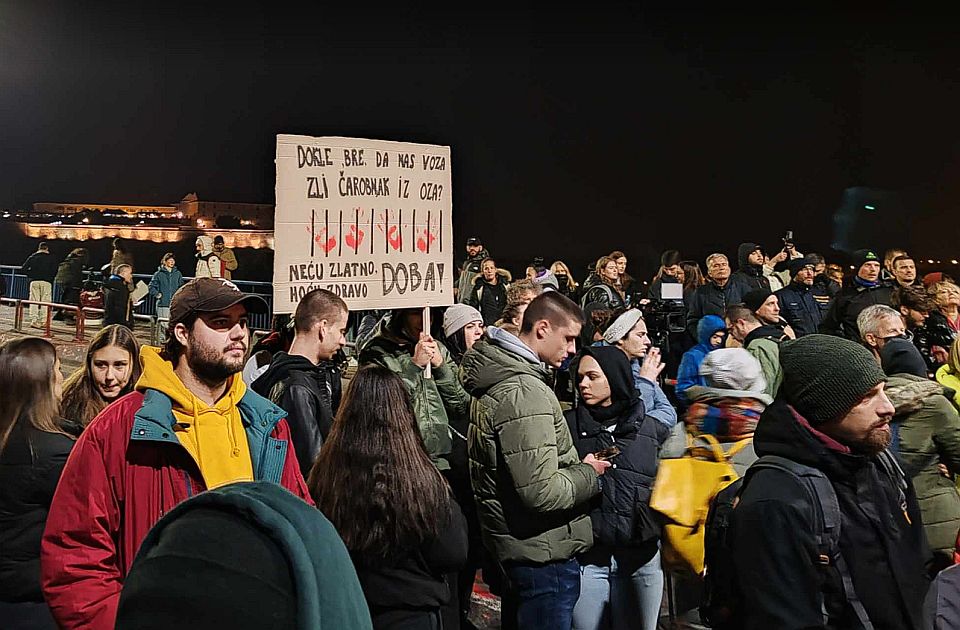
left=731, top=400, right=931, bottom=630
left=566, top=401, right=667, bottom=551
left=819, top=281, right=895, bottom=341
left=580, top=282, right=625, bottom=311
left=251, top=352, right=341, bottom=478
left=564, top=347, right=669, bottom=560
left=0, top=420, right=77, bottom=603
left=685, top=279, right=750, bottom=339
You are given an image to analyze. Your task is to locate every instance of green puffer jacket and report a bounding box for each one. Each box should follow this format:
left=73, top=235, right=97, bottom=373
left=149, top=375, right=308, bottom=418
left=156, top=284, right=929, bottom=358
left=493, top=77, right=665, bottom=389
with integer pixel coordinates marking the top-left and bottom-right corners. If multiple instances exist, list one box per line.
left=461, top=327, right=599, bottom=564
left=887, top=373, right=960, bottom=562
left=359, top=321, right=470, bottom=471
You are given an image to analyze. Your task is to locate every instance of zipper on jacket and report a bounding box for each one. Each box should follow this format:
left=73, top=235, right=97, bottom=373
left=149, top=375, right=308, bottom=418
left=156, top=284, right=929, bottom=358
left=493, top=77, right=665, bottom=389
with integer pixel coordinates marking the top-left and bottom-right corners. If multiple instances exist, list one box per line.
left=184, top=471, right=194, bottom=498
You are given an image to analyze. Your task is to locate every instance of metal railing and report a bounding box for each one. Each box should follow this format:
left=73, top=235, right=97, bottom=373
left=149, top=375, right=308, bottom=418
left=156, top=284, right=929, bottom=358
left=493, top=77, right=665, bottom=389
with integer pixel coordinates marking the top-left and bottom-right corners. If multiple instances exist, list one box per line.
left=15, top=300, right=86, bottom=342
left=0, top=265, right=274, bottom=331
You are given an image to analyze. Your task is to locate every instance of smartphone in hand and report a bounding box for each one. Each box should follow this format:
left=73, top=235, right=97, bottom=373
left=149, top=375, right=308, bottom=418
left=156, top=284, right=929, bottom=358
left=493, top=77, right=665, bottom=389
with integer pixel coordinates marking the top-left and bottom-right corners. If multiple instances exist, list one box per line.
left=594, top=446, right=621, bottom=461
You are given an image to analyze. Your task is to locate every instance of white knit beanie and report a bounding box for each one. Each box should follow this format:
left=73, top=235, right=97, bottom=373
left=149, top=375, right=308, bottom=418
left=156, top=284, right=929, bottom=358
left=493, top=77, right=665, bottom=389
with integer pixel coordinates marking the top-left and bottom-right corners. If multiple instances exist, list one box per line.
left=699, top=348, right=767, bottom=394
left=442, top=304, right=483, bottom=337
left=602, top=309, right=643, bottom=344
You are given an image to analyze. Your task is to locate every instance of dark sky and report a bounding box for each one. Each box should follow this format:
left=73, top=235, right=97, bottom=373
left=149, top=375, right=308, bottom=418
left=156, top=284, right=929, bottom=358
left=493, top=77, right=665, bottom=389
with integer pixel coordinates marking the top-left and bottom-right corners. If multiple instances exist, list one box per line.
left=3, top=4, right=960, bottom=278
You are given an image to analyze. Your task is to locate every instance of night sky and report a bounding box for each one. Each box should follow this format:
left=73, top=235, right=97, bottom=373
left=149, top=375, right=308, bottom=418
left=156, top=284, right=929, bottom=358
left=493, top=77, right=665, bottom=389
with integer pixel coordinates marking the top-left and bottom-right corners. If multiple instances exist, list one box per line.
left=3, top=4, right=960, bottom=279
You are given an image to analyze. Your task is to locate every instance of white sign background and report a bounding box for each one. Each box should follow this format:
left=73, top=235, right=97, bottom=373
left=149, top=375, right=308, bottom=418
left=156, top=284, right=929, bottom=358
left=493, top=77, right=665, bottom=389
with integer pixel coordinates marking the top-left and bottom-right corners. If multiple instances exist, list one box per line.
left=274, top=135, right=454, bottom=314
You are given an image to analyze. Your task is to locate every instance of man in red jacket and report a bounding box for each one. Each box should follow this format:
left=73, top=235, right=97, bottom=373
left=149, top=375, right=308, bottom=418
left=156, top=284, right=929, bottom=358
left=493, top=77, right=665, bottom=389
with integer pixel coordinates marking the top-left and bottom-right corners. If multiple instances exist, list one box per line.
left=41, top=277, right=314, bottom=630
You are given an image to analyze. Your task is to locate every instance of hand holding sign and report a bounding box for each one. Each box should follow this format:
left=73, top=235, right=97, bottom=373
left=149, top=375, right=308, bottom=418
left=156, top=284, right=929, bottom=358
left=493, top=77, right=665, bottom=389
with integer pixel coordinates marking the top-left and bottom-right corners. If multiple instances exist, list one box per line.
left=412, top=332, right=440, bottom=369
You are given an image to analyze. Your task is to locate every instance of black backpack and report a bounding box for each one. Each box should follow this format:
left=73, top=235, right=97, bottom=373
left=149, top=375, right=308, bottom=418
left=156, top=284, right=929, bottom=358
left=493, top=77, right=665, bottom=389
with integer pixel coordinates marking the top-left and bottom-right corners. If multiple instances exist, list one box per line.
left=700, top=452, right=906, bottom=629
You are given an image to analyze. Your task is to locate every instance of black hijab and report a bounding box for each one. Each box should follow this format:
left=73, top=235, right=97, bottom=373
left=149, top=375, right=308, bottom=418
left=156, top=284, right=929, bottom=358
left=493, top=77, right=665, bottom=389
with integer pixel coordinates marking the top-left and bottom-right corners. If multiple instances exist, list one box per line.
left=577, top=345, right=639, bottom=424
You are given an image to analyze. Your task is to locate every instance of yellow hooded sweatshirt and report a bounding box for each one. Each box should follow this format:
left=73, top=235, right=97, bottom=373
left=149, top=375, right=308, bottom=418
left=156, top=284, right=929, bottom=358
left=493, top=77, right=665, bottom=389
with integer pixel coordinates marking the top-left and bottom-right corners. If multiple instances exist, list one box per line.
left=137, top=346, right=254, bottom=489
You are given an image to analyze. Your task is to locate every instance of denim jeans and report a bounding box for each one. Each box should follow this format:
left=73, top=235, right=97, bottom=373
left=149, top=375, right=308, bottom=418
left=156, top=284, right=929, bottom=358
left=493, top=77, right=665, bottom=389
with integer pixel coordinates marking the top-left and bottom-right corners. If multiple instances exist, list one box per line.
left=504, top=558, right=580, bottom=629
left=572, top=549, right=663, bottom=630
left=157, top=306, right=171, bottom=338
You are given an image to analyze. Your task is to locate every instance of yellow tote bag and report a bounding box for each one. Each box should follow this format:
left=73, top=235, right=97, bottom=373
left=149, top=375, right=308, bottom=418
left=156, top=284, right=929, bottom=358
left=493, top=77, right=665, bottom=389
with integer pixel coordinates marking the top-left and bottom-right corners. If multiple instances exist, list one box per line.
left=650, top=432, right=750, bottom=575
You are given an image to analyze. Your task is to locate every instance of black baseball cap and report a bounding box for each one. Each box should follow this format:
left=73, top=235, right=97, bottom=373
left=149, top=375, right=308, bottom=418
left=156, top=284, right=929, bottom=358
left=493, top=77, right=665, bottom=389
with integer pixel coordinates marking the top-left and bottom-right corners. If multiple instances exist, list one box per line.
left=466, top=237, right=481, bottom=246
left=169, top=278, right=268, bottom=325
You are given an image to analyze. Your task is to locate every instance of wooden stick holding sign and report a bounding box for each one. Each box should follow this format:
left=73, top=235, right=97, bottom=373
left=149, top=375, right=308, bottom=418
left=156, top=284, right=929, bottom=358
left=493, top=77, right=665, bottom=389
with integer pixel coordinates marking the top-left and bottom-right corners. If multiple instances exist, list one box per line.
left=423, top=306, right=432, bottom=380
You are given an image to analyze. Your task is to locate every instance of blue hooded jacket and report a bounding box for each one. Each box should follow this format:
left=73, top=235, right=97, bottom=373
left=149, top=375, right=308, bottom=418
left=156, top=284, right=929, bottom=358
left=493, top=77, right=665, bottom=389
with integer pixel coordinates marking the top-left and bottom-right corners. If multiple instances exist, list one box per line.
left=676, top=315, right=727, bottom=403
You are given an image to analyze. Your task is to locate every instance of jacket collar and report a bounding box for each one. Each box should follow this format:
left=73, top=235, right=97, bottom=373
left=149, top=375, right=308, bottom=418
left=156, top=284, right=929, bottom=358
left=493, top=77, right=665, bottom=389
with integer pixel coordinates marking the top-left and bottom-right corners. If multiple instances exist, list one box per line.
left=131, top=388, right=288, bottom=480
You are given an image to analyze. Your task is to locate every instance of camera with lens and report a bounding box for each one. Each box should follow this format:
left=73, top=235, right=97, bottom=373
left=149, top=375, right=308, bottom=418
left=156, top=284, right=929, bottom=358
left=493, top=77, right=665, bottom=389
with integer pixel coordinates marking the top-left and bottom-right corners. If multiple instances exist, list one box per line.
left=637, top=297, right=686, bottom=348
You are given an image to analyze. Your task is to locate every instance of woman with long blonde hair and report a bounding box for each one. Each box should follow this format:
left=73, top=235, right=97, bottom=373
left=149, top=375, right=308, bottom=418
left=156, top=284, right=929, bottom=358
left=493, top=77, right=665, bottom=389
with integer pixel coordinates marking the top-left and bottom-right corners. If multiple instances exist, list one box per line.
left=550, top=260, right=580, bottom=301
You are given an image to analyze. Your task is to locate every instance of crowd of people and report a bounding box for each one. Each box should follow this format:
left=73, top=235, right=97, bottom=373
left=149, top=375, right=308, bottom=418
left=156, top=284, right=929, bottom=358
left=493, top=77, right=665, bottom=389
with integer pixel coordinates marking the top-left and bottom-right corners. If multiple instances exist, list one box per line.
left=10, top=235, right=239, bottom=329
left=1, top=232, right=960, bottom=630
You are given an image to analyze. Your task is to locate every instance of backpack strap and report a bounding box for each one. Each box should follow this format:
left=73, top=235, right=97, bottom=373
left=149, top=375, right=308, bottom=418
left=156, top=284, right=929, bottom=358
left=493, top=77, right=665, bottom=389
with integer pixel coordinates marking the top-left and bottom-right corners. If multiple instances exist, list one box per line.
left=745, top=455, right=875, bottom=630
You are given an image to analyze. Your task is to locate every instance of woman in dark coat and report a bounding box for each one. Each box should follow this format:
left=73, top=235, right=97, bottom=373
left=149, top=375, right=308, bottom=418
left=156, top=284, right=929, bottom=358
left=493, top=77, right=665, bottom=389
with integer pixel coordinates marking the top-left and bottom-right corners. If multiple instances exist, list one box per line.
left=565, top=346, right=669, bottom=630
left=0, top=337, right=78, bottom=630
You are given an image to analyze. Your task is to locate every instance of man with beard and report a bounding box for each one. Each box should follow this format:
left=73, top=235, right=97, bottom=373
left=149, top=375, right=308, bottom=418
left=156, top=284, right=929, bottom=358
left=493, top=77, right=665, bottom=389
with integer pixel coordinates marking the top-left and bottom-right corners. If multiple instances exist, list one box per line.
left=41, top=278, right=312, bottom=630
left=729, top=335, right=931, bottom=629
left=731, top=242, right=771, bottom=292
left=456, top=236, right=489, bottom=303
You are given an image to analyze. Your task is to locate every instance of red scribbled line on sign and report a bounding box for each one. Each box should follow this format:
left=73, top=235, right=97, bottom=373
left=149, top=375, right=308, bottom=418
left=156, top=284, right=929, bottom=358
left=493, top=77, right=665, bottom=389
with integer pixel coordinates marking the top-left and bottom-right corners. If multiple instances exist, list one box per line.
left=416, top=228, right=436, bottom=253
left=345, top=224, right=364, bottom=249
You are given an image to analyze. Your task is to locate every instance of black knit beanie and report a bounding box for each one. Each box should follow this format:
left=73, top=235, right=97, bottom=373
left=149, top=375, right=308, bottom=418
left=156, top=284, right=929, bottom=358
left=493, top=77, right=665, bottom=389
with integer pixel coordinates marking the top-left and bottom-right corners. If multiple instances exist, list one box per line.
left=743, top=288, right=773, bottom=313
left=779, top=334, right=886, bottom=425
left=851, top=248, right=881, bottom=272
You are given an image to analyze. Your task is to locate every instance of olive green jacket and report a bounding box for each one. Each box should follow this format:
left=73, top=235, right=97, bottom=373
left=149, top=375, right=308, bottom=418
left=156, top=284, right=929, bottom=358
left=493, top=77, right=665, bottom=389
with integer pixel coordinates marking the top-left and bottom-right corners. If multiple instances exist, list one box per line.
left=461, top=327, right=598, bottom=564
left=886, top=373, right=960, bottom=560
left=359, top=321, right=471, bottom=471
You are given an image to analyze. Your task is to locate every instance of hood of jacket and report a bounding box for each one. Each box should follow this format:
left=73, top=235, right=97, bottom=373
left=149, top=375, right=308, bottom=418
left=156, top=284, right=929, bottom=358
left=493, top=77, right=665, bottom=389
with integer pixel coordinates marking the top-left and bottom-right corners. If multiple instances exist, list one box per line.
left=250, top=351, right=320, bottom=398
left=885, top=373, right=950, bottom=417
left=136, top=345, right=248, bottom=421
left=744, top=323, right=786, bottom=346
left=460, top=327, right=548, bottom=396
left=196, top=235, right=214, bottom=256
left=115, top=481, right=372, bottom=630
left=697, top=314, right=727, bottom=346
left=473, top=269, right=512, bottom=287
left=737, top=242, right=763, bottom=272
left=753, top=399, right=869, bottom=479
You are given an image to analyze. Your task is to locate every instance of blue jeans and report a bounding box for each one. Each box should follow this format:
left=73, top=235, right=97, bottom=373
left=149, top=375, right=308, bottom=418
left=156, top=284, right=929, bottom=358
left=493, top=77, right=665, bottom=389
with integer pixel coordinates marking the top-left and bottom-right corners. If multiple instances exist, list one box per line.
left=504, top=558, right=580, bottom=629
left=572, top=549, right=663, bottom=630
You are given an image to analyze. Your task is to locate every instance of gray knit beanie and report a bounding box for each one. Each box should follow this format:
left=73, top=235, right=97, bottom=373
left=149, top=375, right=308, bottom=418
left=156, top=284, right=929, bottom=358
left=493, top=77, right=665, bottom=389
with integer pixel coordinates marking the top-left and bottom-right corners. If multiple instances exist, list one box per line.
left=779, top=334, right=886, bottom=425
left=442, top=304, right=483, bottom=338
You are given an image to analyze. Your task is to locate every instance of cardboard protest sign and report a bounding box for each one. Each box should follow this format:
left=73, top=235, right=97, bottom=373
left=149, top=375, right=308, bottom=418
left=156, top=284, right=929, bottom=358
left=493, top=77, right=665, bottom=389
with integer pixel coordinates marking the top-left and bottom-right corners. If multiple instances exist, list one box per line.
left=274, top=135, right=454, bottom=313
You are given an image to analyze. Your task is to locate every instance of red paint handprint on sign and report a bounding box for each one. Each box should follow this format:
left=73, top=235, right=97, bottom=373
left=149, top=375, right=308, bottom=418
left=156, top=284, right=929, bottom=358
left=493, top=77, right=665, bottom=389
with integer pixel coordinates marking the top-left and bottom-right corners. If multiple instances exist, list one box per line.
left=345, top=224, right=364, bottom=250
left=376, top=210, right=403, bottom=251
left=315, top=228, right=337, bottom=254
left=416, top=227, right=437, bottom=253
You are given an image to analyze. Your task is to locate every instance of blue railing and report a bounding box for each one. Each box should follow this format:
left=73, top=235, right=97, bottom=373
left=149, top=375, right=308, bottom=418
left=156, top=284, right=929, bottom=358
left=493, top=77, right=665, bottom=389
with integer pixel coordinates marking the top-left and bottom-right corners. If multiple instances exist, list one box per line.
left=0, top=266, right=274, bottom=331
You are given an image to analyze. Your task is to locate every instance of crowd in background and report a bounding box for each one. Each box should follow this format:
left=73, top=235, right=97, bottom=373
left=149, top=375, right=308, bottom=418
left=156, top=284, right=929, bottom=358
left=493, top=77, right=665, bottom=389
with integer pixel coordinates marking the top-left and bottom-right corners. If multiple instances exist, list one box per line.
left=1, top=231, right=960, bottom=630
